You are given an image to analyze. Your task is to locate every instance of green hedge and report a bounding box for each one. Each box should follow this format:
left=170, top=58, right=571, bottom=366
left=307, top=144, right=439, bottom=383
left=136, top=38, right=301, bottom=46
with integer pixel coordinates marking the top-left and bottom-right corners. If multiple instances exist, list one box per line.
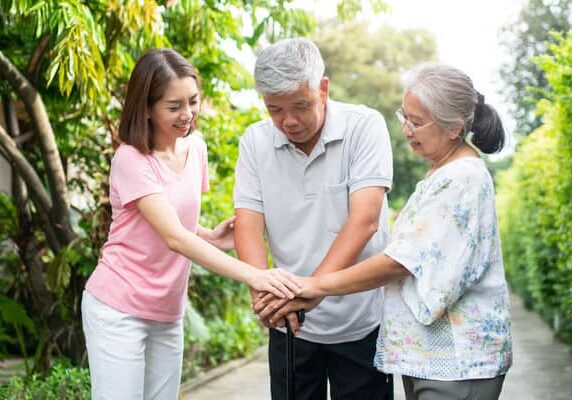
left=496, top=32, right=572, bottom=341
left=0, top=362, right=90, bottom=399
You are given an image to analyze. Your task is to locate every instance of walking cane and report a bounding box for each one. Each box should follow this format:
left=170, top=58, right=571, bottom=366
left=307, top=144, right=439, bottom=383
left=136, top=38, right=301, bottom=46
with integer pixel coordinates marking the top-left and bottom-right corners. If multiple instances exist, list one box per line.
left=285, top=310, right=305, bottom=400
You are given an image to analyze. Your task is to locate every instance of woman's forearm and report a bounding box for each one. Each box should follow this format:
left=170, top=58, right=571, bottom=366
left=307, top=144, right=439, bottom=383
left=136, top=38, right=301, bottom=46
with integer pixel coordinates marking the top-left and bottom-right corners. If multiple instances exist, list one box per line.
left=196, top=225, right=213, bottom=243
left=169, top=227, right=300, bottom=299
left=315, top=253, right=411, bottom=296
left=170, top=226, right=251, bottom=283
left=135, top=194, right=299, bottom=298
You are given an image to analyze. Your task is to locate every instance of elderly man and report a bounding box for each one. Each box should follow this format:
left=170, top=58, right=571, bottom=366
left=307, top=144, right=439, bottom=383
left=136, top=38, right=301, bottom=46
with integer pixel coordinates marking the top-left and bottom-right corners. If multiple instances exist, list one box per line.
left=233, top=38, right=393, bottom=400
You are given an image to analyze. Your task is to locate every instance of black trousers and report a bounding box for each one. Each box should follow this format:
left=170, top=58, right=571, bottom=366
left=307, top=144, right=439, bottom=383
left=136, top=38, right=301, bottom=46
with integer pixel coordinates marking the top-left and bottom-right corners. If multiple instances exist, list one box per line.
left=269, top=326, right=392, bottom=400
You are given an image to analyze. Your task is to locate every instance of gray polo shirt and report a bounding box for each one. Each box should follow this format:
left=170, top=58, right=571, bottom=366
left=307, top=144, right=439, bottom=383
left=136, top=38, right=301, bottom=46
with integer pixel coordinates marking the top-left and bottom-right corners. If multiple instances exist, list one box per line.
left=234, top=100, right=393, bottom=343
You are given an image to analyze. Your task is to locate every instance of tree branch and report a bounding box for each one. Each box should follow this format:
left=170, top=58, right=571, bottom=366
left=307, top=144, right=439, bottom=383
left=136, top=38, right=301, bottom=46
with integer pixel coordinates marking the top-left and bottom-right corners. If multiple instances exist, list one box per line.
left=14, top=130, right=34, bottom=145
left=0, top=49, right=74, bottom=243
left=0, top=123, right=53, bottom=220
left=26, top=35, right=51, bottom=82
left=3, top=98, right=62, bottom=253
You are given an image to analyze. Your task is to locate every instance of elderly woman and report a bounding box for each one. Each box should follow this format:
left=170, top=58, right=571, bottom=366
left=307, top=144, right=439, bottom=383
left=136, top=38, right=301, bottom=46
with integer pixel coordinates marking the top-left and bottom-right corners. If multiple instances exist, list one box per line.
left=268, top=64, right=513, bottom=399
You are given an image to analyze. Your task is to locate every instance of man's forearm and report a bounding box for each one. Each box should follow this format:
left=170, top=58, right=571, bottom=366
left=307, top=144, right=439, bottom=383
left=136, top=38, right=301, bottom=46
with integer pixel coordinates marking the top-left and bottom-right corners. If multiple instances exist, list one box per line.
left=313, top=219, right=376, bottom=276
left=313, top=187, right=385, bottom=277
left=234, top=229, right=268, bottom=269
left=234, top=209, right=269, bottom=294
left=237, top=238, right=267, bottom=297
left=234, top=209, right=279, bottom=327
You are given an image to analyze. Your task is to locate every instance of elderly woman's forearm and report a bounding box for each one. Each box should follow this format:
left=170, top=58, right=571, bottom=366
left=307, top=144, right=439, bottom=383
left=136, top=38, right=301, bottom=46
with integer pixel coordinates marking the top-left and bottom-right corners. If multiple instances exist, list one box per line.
left=316, top=253, right=411, bottom=296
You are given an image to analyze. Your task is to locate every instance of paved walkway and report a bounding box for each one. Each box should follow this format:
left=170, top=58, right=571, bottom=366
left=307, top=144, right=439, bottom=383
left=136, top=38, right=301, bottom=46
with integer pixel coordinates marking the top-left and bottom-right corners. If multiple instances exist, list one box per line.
left=184, top=294, right=572, bottom=399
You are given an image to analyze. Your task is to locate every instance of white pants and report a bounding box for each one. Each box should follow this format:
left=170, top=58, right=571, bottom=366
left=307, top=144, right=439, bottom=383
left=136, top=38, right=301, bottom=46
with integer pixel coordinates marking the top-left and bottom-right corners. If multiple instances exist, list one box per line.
left=82, top=291, right=183, bottom=400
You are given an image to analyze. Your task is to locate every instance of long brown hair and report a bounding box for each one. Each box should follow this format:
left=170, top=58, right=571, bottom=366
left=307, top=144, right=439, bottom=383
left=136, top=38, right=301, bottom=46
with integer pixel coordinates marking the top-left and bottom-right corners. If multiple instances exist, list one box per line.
left=118, top=48, right=200, bottom=154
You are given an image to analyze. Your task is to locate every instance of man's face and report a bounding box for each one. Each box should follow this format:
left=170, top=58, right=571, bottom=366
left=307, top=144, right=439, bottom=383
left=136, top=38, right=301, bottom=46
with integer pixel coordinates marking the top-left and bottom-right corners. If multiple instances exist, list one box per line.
left=263, top=78, right=329, bottom=155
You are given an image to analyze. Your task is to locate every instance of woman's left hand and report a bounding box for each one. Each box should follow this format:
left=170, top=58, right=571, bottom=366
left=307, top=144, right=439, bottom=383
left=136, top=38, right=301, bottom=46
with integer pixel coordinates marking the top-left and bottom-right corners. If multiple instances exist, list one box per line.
left=248, top=268, right=302, bottom=299
left=208, top=216, right=236, bottom=250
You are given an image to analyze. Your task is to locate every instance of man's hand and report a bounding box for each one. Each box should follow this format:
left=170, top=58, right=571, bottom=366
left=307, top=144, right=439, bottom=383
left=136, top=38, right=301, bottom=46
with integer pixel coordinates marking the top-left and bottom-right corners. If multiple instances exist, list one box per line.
left=249, top=290, right=279, bottom=328
left=251, top=292, right=320, bottom=334
left=272, top=297, right=323, bottom=334
left=255, top=296, right=323, bottom=335
left=253, top=293, right=287, bottom=318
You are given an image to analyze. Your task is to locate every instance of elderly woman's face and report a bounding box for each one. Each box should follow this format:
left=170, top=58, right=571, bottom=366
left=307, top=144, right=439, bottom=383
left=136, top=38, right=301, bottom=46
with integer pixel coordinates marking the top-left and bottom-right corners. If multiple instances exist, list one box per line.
left=400, top=92, right=459, bottom=163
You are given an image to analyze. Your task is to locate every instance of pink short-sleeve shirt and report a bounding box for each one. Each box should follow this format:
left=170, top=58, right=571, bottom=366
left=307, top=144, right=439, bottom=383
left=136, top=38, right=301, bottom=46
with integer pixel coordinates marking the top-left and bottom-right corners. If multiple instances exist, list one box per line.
left=86, top=135, right=209, bottom=322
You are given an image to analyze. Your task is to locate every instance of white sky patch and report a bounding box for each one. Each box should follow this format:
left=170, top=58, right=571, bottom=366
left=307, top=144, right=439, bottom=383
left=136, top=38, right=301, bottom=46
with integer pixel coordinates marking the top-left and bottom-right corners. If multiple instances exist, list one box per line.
left=230, top=0, right=527, bottom=157
left=293, top=0, right=527, bottom=157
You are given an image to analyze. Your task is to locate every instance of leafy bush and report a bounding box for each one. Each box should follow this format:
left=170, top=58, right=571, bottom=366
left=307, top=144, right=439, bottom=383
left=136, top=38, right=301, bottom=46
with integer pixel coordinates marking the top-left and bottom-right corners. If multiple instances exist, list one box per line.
left=496, top=31, right=572, bottom=341
left=183, top=265, right=266, bottom=380
left=0, top=361, right=90, bottom=400
left=204, top=304, right=265, bottom=365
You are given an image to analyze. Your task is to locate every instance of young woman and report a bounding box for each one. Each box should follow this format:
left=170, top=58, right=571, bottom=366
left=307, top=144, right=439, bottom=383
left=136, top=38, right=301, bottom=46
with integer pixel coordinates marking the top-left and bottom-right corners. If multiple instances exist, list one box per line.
left=82, top=48, right=301, bottom=400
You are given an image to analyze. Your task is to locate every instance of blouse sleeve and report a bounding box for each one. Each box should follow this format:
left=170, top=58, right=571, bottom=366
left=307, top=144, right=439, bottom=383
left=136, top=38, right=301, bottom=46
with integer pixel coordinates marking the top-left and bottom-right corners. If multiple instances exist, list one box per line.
left=110, top=145, right=163, bottom=207
left=384, top=174, right=497, bottom=325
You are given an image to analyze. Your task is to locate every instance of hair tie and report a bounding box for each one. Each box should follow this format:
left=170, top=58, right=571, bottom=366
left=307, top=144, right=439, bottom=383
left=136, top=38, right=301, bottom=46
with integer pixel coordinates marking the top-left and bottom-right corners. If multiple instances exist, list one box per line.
left=476, top=91, right=485, bottom=105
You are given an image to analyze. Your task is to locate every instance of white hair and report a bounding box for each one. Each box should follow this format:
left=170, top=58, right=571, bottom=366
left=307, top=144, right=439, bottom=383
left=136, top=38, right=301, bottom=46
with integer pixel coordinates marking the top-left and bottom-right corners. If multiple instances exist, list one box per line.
left=404, top=63, right=505, bottom=153
left=254, top=38, right=325, bottom=94
left=404, top=63, right=477, bottom=134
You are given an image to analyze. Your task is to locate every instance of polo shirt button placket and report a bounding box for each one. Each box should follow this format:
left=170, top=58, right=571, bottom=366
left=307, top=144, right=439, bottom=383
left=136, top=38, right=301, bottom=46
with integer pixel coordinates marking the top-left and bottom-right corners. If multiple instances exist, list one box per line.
left=303, top=161, right=317, bottom=200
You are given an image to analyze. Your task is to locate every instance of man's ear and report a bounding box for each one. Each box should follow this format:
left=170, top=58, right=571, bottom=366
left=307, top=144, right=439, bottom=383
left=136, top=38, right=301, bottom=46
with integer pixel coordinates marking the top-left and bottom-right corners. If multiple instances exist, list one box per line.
left=319, top=77, right=329, bottom=101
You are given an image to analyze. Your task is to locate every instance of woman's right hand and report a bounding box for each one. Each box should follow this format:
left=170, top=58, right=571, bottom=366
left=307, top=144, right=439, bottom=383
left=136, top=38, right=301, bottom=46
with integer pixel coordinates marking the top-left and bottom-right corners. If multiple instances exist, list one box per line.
left=248, top=268, right=302, bottom=299
left=208, top=216, right=236, bottom=250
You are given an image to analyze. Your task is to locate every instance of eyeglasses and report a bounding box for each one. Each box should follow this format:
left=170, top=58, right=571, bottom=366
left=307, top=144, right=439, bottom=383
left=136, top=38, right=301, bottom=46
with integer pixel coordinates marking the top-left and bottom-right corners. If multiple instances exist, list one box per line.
left=395, top=108, right=436, bottom=133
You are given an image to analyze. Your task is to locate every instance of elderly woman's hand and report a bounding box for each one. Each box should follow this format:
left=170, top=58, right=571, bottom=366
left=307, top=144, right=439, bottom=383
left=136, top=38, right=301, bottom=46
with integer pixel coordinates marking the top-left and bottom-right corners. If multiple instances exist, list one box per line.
left=291, top=276, right=324, bottom=299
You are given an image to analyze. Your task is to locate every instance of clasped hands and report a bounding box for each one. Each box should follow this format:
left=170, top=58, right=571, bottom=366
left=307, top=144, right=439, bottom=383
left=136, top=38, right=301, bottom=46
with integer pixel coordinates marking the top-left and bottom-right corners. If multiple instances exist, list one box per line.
left=251, top=278, right=322, bottom=335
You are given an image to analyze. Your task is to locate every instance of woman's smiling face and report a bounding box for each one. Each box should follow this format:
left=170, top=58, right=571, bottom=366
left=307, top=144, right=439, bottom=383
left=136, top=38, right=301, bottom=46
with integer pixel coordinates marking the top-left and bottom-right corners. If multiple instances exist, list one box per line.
left=148, top=76, right=200, bottom=141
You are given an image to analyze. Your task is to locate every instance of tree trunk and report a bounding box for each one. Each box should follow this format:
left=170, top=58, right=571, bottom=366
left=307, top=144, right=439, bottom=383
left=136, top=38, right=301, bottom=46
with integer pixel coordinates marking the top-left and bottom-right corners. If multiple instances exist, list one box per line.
left=4, top=99, right=55, bottom=314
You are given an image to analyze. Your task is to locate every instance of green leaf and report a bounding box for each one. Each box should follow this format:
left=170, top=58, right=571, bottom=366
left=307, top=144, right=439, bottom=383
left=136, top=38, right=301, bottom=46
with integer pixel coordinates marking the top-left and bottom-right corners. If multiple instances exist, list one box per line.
left=0, top=296, right=36, bottom=334
left=184, top=299, right=210, bottom=342
left=45, top=238, right=83, bottom=297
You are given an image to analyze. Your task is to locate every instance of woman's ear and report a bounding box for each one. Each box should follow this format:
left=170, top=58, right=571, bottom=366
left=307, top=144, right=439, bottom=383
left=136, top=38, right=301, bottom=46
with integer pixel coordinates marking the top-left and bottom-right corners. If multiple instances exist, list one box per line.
left=447, top=120, right=464, bottom=141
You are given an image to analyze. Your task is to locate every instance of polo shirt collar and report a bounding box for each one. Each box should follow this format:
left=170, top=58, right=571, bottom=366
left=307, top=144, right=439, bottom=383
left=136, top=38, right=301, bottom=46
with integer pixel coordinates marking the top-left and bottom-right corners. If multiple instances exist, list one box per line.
left=273, top=126, right=291, bottom=148
left=272, top=99, right=345, bottom=148
left=320, top=99, right=345, bottom=144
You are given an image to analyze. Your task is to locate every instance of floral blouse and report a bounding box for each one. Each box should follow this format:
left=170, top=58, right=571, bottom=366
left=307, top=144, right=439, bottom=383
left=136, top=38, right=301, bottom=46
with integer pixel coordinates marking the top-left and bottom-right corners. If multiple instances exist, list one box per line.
left=375, top=157, right=512, bottom=380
